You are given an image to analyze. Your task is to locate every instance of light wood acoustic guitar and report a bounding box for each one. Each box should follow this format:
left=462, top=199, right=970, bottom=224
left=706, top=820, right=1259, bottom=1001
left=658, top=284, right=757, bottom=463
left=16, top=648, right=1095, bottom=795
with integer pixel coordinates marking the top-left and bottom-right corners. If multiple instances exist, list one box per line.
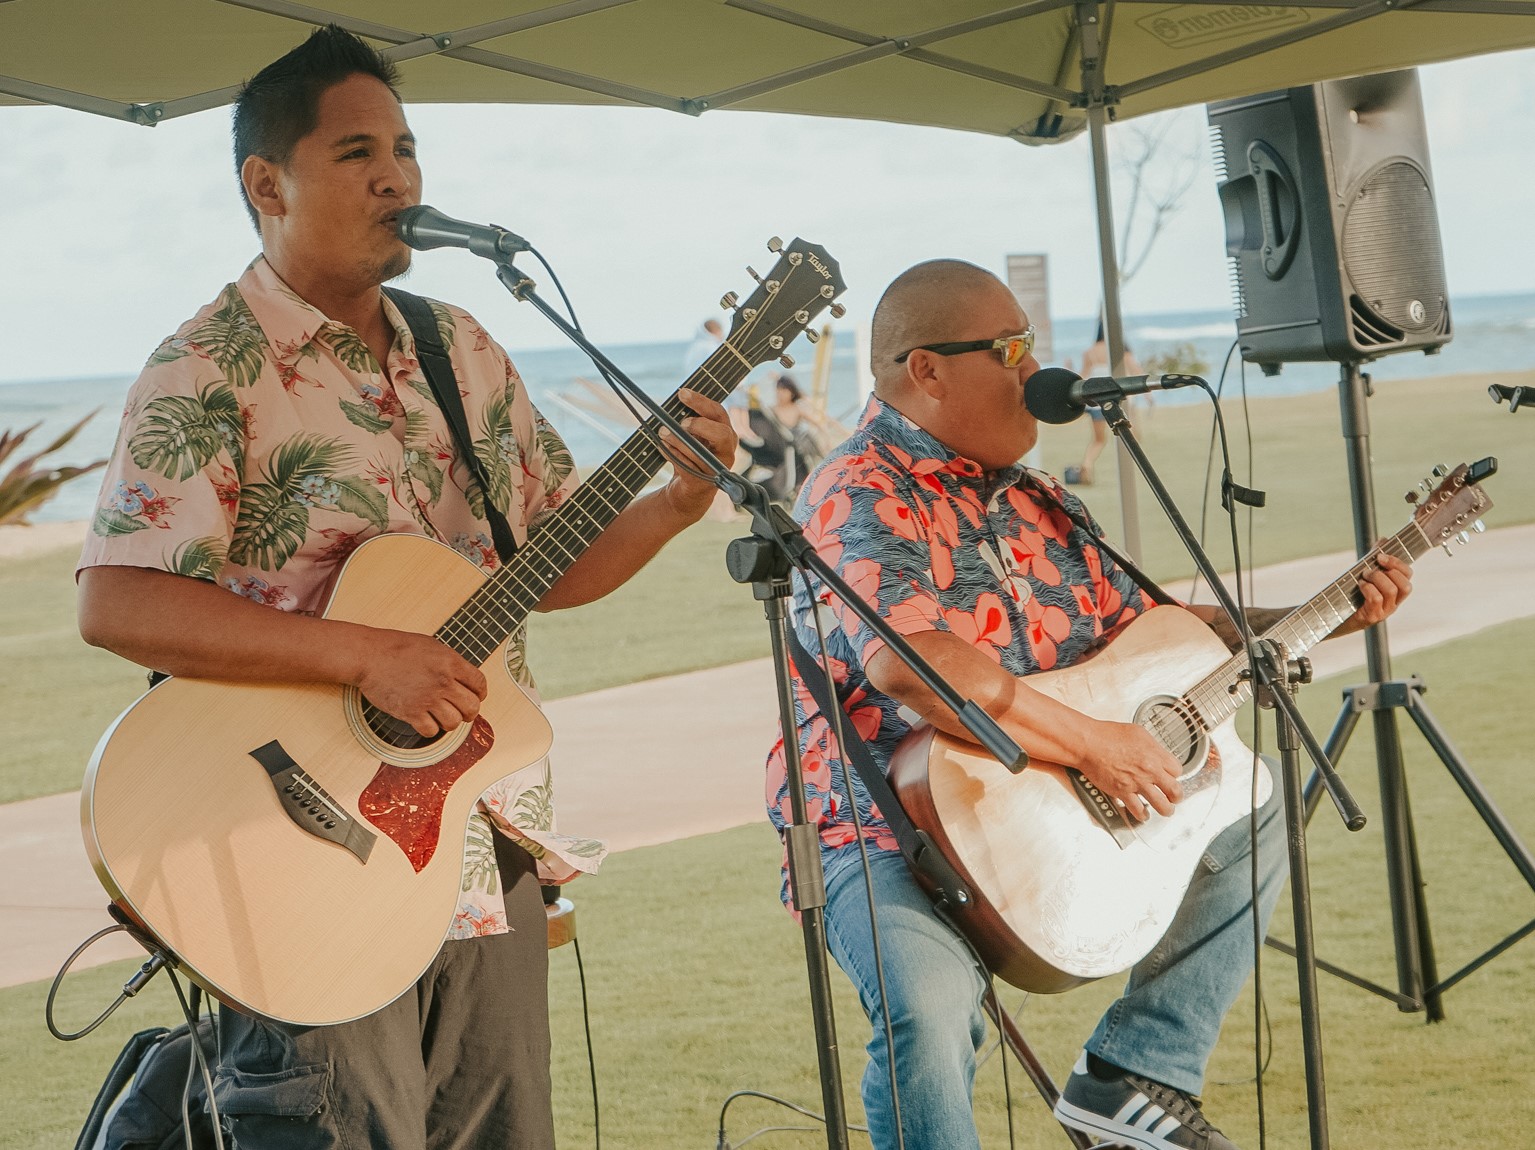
left=889, top=459, right=1496, bottom=993
left=82, top=239, right=846, bottom=1026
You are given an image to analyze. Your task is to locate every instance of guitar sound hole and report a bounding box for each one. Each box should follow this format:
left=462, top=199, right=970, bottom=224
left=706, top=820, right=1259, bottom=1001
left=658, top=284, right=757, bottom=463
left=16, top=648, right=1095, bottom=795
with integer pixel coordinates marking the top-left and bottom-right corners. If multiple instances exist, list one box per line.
left=362, top=699, right=446, bottom=751
left=1135, top=696, right=1205, bottom=770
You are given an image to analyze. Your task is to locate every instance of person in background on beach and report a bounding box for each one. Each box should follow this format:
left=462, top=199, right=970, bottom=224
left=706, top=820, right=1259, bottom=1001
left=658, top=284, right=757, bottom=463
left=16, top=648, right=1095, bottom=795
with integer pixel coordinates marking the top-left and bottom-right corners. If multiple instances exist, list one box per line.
left=766, top=259, right=1412, bottom=1150
left=1066, top=318, right=1144, bottom=486
left=746, top=373, right=829, bottom=502
left=75, top=26, right=733, bottom=1149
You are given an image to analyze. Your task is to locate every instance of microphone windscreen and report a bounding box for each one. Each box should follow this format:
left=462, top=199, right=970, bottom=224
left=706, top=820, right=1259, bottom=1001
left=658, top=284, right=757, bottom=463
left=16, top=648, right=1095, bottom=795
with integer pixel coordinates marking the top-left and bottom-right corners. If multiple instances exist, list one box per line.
left=1024, top=367, right=1086, bottom=425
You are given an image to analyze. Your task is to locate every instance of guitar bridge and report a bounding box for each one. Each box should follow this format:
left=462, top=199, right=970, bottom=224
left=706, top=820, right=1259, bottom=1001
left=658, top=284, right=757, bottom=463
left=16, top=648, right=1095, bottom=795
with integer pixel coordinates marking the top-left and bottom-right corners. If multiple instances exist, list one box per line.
left=1066, top=769, right=1137, bottom=849
left=249, top=740, right=376, bottom=864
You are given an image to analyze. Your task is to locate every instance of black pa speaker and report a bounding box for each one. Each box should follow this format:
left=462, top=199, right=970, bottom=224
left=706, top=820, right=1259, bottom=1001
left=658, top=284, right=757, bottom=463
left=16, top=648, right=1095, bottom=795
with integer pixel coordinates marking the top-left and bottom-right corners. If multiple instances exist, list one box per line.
left=1209, top=69, right=1452, bottom=371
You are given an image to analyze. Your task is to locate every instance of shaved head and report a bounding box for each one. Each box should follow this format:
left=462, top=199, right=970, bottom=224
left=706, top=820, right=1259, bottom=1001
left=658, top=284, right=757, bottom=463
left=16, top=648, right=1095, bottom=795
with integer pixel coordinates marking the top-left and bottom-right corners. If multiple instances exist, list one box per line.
left=869, top=259, right=1007, bottom=394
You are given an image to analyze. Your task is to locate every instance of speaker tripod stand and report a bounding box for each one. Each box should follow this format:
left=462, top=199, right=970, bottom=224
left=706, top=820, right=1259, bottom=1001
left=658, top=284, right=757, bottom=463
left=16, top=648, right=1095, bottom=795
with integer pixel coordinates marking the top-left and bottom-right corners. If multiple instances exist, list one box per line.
left=1270, top=362, right=1535, bottom=1018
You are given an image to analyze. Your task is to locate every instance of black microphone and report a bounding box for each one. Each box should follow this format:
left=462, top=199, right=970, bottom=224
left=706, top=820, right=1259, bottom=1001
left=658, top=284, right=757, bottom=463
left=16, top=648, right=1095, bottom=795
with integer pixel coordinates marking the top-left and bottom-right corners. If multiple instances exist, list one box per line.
left=396, top=205, right=530, bottom=261
left=1023, top=367, right=1205, bottom=425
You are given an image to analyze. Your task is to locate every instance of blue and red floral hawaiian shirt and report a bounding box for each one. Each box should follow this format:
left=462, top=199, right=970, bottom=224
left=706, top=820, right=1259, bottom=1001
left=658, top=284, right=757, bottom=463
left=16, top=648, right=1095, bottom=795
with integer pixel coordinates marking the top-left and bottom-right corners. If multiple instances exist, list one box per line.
left=765, top=395, right=1147, bottom=872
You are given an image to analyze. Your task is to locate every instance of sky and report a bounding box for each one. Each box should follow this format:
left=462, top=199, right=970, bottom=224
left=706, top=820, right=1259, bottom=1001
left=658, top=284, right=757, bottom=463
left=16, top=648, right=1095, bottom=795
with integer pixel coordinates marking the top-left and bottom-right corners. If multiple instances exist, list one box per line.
left=2, top=46, right=1534, bottom=384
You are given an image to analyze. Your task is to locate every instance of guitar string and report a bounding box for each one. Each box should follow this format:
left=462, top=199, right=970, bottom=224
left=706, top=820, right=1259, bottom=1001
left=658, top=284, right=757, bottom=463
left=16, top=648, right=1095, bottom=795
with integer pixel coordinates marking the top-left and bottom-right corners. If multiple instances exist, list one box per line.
left=442, top=274, right=816, bottom=658
left=1178, top=526, right=1427, bottom=737
left=428, top=297, right=786, bottom=659
left=361, top=260, right=836, bottom=733
left=1126, top=524, right=1431, bottom=767
left=361, top=341, right=757, bottom=734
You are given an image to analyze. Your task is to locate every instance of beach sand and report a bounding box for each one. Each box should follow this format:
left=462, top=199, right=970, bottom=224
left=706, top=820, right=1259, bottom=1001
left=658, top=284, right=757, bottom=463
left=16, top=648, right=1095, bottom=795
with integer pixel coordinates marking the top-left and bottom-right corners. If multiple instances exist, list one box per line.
left=0, top=519, right=86, bottom=561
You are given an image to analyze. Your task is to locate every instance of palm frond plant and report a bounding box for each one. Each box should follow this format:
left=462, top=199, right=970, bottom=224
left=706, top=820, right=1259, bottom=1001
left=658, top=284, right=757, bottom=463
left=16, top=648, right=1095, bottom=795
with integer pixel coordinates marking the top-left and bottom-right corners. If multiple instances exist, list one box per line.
left=0, top=410, right=107, bottom=526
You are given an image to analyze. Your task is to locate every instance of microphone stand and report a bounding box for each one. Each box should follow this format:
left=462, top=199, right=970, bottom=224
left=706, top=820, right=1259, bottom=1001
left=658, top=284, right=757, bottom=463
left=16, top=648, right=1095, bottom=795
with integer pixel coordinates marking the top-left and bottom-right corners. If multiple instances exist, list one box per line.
left=488, top=256, right=1028, bottom=1150
left=1095, top=394, right=1366, bottom=1150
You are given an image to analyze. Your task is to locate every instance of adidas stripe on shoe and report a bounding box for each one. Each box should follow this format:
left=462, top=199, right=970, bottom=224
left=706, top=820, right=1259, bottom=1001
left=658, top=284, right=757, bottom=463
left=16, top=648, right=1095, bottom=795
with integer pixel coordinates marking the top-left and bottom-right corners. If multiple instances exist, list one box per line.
left=1052, top=1053, right=1240, bottom=1150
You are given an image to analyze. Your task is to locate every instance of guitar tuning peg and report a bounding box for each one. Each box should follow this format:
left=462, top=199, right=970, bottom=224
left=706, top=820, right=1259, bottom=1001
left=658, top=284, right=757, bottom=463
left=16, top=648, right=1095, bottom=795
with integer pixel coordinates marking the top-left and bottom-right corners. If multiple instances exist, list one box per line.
left=746, top=266, right=763, bottom=284
left=1442, top=543, right=1455, bottom=557
left=829, top=303, right=847, bottom=319
left=1404, top=490, right=1420, bottom=505
left=766, top=236, right=783, bottom=253
left=779, top=354, right=795, bottom=368
left=1432, top=463, right=1449, bottom=477
left=720, top=291, right=739, bottom=311
left=1473, top=519, right=1487, bottom=533
left=1456, top=530, right=1471, bottom=546
left=804, top=329, right=820, bottom=343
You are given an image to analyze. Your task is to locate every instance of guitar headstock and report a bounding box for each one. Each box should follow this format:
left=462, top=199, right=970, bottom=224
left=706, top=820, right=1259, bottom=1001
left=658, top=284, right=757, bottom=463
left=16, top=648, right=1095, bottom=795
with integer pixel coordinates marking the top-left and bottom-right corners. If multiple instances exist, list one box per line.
left=719, top=237, right=847, bottom=372
left=1406, top=457, right=1497, bottom=555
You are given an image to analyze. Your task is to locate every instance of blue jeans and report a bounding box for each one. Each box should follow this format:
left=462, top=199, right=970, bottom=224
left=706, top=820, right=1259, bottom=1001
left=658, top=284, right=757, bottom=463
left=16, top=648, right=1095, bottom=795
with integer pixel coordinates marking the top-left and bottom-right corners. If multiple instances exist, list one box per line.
left=821, top=784, right=1288, bottom=1149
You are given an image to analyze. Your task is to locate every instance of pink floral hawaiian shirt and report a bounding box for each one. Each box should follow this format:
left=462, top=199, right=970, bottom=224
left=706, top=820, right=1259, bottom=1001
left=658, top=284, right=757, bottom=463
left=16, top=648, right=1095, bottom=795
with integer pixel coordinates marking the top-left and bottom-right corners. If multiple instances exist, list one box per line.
left=765, top=396, right=1147, bottom=882
left=80, top=256, right=605, bottom=940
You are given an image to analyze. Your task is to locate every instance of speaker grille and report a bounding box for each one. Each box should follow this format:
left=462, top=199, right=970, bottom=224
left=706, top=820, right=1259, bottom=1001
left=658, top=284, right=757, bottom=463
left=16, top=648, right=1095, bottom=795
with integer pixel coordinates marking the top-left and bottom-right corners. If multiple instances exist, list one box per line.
left=1342, top=160, right=1448, bottom=346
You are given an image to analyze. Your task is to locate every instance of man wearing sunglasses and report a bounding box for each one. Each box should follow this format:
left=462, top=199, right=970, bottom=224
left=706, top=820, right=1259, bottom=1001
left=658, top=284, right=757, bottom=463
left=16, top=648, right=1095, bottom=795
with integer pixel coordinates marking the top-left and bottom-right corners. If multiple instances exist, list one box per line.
left=766, top=259, right=1409, bottom=1150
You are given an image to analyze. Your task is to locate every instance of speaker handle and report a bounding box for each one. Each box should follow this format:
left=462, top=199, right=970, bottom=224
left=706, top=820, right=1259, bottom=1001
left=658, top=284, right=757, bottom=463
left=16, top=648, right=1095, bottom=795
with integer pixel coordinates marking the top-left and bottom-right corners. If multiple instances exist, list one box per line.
left=1248, top=141, right=1300, bottom=280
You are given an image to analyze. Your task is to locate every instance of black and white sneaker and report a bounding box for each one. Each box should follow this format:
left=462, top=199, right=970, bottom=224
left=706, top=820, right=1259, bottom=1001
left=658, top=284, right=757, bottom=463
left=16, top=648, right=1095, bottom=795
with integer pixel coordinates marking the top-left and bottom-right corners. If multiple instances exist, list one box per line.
left=1053, top=1053, right=1240, bottom=1150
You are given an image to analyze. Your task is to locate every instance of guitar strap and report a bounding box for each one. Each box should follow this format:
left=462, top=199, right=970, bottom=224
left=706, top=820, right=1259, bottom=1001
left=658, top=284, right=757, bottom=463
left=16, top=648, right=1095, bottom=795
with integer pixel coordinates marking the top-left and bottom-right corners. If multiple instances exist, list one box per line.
left=1023, top=471, right=1178, bottom=608
left=784, top=623, right=973, bottom=911
left=383, top=287, right=519, bottom=565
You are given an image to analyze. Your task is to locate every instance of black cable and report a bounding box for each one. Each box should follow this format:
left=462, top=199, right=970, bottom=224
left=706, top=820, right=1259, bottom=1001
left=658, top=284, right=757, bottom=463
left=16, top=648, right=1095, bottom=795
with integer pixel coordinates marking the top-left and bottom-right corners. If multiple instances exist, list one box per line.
left=988, top=976, right=1016, bottom=1150
left=167, top=971, right=226, bottom=1150
left=524, top=245, right=716, bottom=488
left=802, top=569, right=907, bottom=1150
left=1199, top=385, right=1272, bottom=1147
left=570, top=936, right=601, bottom=1150
left=45, top=923, right=166, bottom=1041
left=1189, top=338, right=1241, bottom=607
left=715, top=1089, right=869, bottom=1150
left=802, top=562, right=1029, bottom=1150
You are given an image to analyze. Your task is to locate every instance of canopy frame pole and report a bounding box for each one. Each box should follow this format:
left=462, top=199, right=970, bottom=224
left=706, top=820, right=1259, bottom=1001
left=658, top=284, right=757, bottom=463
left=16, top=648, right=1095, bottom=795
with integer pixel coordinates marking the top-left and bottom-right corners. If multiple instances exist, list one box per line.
left=1076, top=0, right=1143, bottom=561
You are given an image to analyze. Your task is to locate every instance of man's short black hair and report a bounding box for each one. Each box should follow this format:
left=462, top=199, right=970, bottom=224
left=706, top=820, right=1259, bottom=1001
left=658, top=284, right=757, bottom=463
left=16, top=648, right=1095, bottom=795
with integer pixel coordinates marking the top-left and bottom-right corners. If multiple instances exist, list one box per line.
left=231, top=24, right=401, bottom=228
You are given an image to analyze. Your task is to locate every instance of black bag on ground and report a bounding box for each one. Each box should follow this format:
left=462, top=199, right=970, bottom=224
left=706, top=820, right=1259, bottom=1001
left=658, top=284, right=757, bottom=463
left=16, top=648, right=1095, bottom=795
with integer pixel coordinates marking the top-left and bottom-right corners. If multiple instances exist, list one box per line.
left=76, top=1018, right=219, bottom=1150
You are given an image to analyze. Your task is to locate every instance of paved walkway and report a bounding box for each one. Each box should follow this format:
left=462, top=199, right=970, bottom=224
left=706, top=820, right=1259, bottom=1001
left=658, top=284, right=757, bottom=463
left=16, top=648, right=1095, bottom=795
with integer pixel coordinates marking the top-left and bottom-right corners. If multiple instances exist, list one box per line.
left=3, top=524, right=1532, bottom=990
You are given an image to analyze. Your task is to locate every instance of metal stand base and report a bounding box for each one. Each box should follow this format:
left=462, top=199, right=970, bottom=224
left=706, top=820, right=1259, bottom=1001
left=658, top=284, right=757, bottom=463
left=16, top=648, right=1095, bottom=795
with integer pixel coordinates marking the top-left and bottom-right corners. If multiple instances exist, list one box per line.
left=1294, top=675, right=1535, bottom=1017
left=1274, top=362, right=1535, bottom=1018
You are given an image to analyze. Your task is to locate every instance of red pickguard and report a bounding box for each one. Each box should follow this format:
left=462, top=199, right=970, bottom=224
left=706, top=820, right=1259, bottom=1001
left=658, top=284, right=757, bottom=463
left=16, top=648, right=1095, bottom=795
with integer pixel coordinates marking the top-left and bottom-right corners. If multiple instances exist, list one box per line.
left=358, top=717, right=496, bottom=872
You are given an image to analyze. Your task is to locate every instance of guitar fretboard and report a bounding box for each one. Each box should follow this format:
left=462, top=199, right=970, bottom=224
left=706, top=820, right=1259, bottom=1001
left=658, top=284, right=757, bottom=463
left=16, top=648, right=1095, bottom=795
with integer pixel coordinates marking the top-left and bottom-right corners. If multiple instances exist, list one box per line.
left=432, top=341, right=755, bottom=666
left=1182, top=521, right=1431, bottom=731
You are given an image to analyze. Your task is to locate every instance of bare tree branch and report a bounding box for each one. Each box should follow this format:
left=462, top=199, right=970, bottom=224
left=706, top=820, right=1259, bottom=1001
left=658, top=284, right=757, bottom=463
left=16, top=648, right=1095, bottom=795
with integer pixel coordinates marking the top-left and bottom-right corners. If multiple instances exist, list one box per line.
left=1113, top=109, right=1204, bottom=286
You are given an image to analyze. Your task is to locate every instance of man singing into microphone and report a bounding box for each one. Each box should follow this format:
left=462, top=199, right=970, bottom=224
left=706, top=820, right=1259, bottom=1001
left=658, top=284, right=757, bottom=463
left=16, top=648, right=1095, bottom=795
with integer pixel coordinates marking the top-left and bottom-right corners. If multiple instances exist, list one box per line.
left=766, top=259, right=1411, bottom=1150
left=76, top=25, right=734, bottom=1149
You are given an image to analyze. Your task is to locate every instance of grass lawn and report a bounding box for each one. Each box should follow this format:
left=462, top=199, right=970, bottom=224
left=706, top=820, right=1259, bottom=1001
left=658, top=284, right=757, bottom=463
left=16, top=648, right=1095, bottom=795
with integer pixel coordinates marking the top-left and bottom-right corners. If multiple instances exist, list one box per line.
left=3, top=369, right=1532, bottom=805
left=5, top=619, right=1533, bottom=1148
left=1026, top=369, right=1535, bottom=585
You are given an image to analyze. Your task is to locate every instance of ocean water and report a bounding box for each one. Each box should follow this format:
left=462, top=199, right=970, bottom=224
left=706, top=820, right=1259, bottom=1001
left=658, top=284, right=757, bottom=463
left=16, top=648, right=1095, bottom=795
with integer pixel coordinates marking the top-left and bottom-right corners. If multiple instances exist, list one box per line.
left=5, top=292, right=1532, bottom=524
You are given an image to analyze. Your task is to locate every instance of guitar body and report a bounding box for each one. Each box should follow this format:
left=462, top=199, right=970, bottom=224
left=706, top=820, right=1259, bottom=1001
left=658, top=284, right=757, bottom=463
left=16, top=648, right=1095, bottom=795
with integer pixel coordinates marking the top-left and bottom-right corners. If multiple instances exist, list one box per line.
left=82, top=533, right=553, bottom=1026
left=890, top=605, right=1272, bottom=993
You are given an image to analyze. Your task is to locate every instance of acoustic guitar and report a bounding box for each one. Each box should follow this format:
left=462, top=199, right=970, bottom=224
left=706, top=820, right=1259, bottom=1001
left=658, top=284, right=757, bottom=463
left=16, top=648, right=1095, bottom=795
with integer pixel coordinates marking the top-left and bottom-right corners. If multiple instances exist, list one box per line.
left=889, top=459, right=1496, bottom=993
left=83, top=238, right=846, bottom=1025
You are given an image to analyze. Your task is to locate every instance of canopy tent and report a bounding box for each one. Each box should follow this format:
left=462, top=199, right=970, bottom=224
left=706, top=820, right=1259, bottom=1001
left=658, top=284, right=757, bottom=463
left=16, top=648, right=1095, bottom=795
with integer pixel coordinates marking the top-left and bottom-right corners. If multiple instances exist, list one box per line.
left=5, top=1, right=1535, bottom=136
left=6, top=0, right=1535, bottom=550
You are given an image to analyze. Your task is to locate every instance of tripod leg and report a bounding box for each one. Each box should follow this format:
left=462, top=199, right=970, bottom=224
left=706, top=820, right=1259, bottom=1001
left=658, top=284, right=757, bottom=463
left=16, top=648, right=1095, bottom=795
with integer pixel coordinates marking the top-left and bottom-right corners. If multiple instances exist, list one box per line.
left=1403, top=685, right=1535, bottom=889
left=1395, top=776, right=1444, bottom=1021
left=1370, top=701, right=1435, bottom=1015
